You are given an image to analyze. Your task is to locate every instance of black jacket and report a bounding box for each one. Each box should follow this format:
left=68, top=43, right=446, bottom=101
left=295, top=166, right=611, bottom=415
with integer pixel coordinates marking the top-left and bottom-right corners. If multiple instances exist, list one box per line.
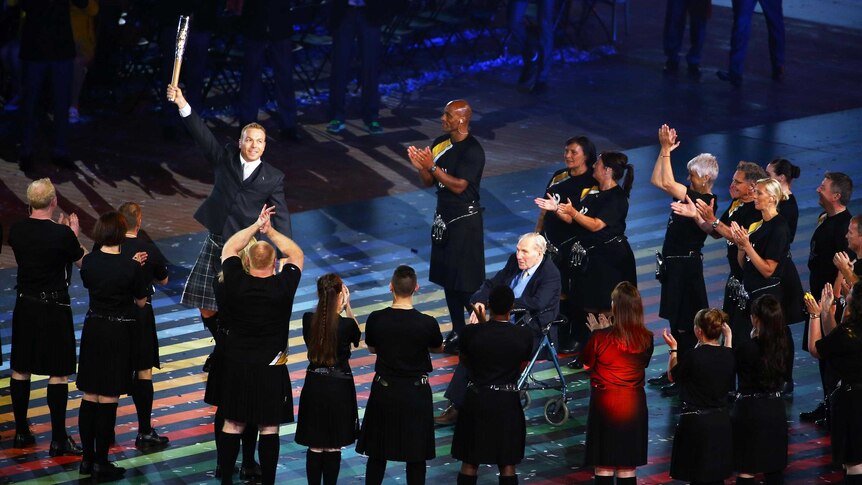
left=181, top=109, right=292, bottom=237
left=471, top=254, right=561, bottom=329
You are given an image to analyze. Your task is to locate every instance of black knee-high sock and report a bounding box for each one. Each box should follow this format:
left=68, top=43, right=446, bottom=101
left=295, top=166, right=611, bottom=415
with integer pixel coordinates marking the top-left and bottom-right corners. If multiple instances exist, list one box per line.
left=132, top=378, right=154, bottom=434
left=616, top=477, right=636, bottom=485
left=95, top=403, right=118, bottom=465
left=406, top=461, right=426, bottom=485
left=457, top=473, right=478, bottom=485
left=736, top=477, right=756, bottom=484
left=784, top=325, right=795, bottom=385
left=499, top=474, right=518, bottom=485
left=306, top=451, right=324, bottom=485
left=219, top=432, right=241, bottom=485
left=10, top=378, right=31, bottom=434
left=365, top=457, right=386, bottom=485
left=241, top=424, right=258, bottom=465
left=78, top=400, right=98, bottom=462
left=46, top=383, right=68, bottom=442
left=444, top=289, right=471, bottom=335
left=257, top=433, right=279, bottom=485
left=764, top=470, right=784, bottom=485
left=214, top=411, right=224, bottom=463
left=593, top=476, right=613, bottom=485
left=321, top=450, right=341, bottom=485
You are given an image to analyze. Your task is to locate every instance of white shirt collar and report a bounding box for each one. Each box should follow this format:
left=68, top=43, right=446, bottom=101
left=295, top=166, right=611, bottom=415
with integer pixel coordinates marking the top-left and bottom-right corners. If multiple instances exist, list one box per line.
left=240, top=155, right=262, bottom=180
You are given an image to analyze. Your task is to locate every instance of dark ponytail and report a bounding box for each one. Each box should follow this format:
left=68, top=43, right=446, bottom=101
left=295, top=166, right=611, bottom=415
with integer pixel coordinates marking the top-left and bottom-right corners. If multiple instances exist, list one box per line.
left=770, top=158, right=801, bottom=180
left=600, top=151, right=634, bottom=197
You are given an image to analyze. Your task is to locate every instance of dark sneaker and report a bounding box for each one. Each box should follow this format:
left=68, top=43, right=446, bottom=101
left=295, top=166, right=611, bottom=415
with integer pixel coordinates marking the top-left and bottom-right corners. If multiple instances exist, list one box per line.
left=326, top=120, right=346, bottom=134
left=366, top=121, right=383, bottom=134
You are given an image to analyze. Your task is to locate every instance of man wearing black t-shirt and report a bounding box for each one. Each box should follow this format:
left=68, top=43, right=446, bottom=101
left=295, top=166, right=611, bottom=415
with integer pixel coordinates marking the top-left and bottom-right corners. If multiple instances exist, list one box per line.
left=9, top=178, right=86, bottom=455
left=801, top=172, right=853, bottom=425
left=407, top=99, right=486, bottom=354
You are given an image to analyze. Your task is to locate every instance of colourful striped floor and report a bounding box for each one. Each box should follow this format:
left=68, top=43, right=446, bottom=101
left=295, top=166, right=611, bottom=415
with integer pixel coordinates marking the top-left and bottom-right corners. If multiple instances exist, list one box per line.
left=2, top=108, right=861, bottom=483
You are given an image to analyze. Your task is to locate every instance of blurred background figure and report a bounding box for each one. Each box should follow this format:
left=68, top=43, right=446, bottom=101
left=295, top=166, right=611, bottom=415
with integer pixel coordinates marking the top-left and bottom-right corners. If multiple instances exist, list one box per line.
left=69, top=0, right=98, bottom=124
left=508, top=0, right=554, bottom=93
left=662, top=0, right=711, bottom=79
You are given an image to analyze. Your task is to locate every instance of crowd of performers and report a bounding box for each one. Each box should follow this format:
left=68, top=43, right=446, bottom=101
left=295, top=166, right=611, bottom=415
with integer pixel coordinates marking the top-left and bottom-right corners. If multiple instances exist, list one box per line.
left=6, top=90, right=862, bottom=485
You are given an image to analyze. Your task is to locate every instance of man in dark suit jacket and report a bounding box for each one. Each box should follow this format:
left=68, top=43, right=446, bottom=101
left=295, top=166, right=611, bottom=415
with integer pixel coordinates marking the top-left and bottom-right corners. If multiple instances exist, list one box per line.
left=435, top=233, right=561, bottom=425
left=166, top=84, right=292, bottom=327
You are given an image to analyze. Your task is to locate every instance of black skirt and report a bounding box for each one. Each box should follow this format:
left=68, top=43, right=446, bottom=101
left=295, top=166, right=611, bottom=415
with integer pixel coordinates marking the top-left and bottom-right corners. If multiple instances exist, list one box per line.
left=573, top=237, right=637, bottom=311
left=203, top=343, right=225, bottom=407
left=584, top=386, right=648, bottom=467
left=830, top=385, right=862, bottom=465
left=670, top=409, right=733, bottom=482
left=11, top=295, right=77, bottom=376
left=219, top=360, right=293, bottom=425
left=76, top=314, right=135, bottom=396
left=451, top=387, right=526, bottom=465
left=659, top=255, right=708, bottom=329
left=295, top=370, right=359, bottom=448
left=429, top=202, right=485, bottom=293
left=731, top=396, right=788, bottom=472
left=132, top=303, right=161, bottom=371
left=356, top=375, right=435, bottom=462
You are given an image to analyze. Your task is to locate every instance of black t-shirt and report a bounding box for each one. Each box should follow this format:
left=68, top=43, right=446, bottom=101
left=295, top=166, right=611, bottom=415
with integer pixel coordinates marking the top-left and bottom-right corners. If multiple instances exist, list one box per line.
left=365, top=307, right=443, bottom=377
left=778, top=194, right=799, bottom=243
left=735, top=337, right=783, bottom=393
left=80, top=250, right=148, bottom=315
left=809, top=210, right=852, bottom=295
left=662, top=189, right=718, bottom=256
left=222, top=256, right=301, bottom=364
left=719, top=200, right=761, bottom=277
left=576, top=184, right=628, bottom=247
left=9, top=218, right=84, bottom=292
left=302, top=313, right=361, bottom=373
left=540, top=169, right=596, bottom=246
left=742, top=215, right=790, bottom=291
left=459, top=321, right=533, bottom=386
left=671, top=344, right=735, bottom=408
left=815, top=323, right=862, bottom=383
left=431, top=134, right=485, bottom=205
left=120, top=236, right=168, bottom=298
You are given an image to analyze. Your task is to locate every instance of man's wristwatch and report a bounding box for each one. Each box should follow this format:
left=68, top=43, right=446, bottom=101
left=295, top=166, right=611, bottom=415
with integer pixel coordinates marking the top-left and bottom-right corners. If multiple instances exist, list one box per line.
left=710, top=219, right=720, bottom=229
left=429, top=165, right=437, bottom=173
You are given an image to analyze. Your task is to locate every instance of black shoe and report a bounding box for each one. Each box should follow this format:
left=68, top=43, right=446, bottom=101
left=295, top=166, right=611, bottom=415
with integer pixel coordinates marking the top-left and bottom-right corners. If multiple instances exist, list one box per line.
left=93, top=462, right=126, bottom=482
left=648, top=373, right=670, bottom=386
left=135, top=429, right=169, bottom=448
left=49, top=435, right=83, bottom=457
left=443, top=331, right=460, bottom=355
left=663, top=59, right=679, bottom=75
left=716, top=70, right=742, bottom=86
left=687, top=64, right=701, bottom=79
left=780, top=380, right=794, bottom=397
left=13, top=431, right=36, bottom=448
left=800, top=401, right=827, bottom=422
left=79, top=460, right=93, bottom=475
left=239, top=462, right=263, bottom=480
left=558, top=342, right=582, bottom=355
left=567, top=358, right=584, bottom=370
left=51, top=155, right=76, bottom=170
left=661, top=382, right=679, bottom=397
left=281, top=126, right=304, bottom=142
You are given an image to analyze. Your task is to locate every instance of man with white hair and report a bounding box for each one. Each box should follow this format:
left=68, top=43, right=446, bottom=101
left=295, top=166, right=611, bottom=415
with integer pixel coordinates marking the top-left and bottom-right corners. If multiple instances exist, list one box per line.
left=435, top=233, right=560, bottom=425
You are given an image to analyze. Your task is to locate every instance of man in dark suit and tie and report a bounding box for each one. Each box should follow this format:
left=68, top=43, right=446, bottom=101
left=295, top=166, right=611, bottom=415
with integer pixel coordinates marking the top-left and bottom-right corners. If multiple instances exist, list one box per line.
left=435, top=232, right=561, bottom=425
left=166, top=84, right=292, bottom=330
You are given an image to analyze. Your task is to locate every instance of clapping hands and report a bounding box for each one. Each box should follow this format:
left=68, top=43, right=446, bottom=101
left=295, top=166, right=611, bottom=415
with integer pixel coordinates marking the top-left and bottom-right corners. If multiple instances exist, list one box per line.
left=586, top=312, right=611, bottom=332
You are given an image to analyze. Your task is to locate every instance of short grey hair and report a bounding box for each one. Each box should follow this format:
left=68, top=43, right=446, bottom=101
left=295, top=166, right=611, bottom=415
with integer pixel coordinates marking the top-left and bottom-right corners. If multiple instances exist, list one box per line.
left=687, top=153, right=719, bottom=183
left=518, top=232, right=547, bottom=254
left=736, top=161, right=767, bottom=184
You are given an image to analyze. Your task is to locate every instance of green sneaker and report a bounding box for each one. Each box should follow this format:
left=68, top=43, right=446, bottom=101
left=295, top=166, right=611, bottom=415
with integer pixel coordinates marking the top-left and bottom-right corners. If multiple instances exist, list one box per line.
left=366, top=121, right=383, bottom=134
left=326, top=119, right=346, bottom=134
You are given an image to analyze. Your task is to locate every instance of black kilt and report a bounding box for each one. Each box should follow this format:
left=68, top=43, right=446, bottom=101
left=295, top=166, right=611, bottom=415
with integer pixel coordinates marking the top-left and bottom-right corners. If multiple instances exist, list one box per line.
left=670, top=409, right=733, bottom=482
left=659, top=255, right=708, bottom=329
left=451, top=387, right=526, bottom=465
left=295, top=370, right=359, bottom=448
left=779, top=256, right=806, bottom=325
left=203, top=343, right=225, bottom=407
left=356, top=375, right=435, bottom=462
left=731, top=281, right=783, bottom=348
left=584, top=387, right=648, bottom=467
left=731, top=396, right=788, bottom=472
left=219, top=360, right=293, bottom=425
left=429, top=203, right=485, bottom=293
left=830, top=385, right=862, bottom=465
left=132, top=302, right=161, bottom=370
left=573, top=237, right=637, bottom=311
left=76, top=314, right=135, bottom=396
left=10, top=295, right=77, bottom=376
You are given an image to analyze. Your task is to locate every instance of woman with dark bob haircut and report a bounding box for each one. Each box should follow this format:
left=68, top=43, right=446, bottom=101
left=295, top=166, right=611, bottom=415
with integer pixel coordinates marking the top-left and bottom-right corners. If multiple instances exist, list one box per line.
left=663, top=308, right=735, bottom=484
left=732, top=294, right=789, bottom=484
left=77, top=211, right=148, bottom=480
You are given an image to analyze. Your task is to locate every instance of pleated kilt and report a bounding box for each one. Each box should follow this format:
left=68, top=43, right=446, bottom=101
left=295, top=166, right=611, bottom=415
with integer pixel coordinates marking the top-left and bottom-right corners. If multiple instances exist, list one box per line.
left=356, top=375, right=435, bottom=462
left=76, top=312, right=135, bottom=396
left=10, top=293, right=77, bottom=376
left=132, top=302, right=161, bottom=370
left=659, top=254, right=708, bottom=329
left=731, top=395, right=788, bottom=473
left=451, top=386, right=526, bottom=465
left=670, top=408, right=733, bottom=482
left=572, top=237, right=637, bottom=311
left=830, top=384, right=862, bottom=465
left=429, top=202, right=485, bottom=293
left=295, top=369, right=359, bottom=448
left=584, top=386, right=648, bottom=468
left=219, top=360, right=293, bottom=425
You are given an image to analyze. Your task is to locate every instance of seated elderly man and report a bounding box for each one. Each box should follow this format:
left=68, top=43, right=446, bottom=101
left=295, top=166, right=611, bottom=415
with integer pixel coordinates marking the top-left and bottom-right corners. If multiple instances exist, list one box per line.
left=435, top=232, right=561, bottom=425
